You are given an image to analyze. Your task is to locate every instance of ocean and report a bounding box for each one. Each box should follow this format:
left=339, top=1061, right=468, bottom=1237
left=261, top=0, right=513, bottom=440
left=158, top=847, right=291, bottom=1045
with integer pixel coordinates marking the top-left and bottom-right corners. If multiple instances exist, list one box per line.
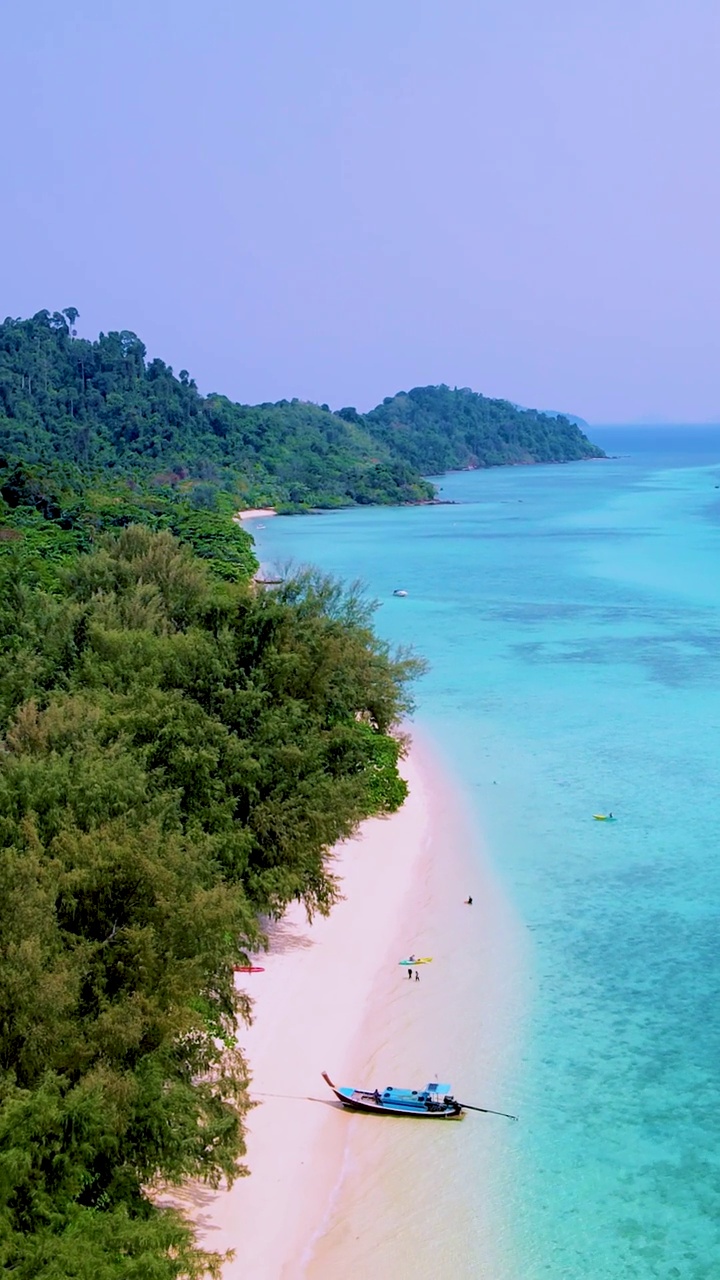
left=250, top=427, right=720, bottom=1279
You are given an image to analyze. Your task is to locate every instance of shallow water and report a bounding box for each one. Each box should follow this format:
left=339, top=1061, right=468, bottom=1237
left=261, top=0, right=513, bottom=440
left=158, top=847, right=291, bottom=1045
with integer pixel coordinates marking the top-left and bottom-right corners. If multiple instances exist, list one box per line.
left=251, top=427, right=720, bottom=1279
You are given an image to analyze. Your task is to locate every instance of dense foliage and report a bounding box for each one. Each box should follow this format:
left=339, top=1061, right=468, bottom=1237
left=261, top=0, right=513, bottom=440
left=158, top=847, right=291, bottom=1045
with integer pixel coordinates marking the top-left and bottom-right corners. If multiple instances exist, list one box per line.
left=363, top=385, right=605, bottom=472
left=0, top=313, right=603, bottom=525
left=0, top=458, right=258, bottom=591
left=0, top=311, right=433, bottom=511
left=0, top=525, right=421, bottom=1276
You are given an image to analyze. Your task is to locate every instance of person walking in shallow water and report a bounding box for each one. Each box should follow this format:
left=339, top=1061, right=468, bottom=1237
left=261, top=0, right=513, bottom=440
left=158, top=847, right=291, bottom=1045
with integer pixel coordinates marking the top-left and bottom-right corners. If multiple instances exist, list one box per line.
left=407, top=967, right=413, bottom=980
left=415, top=969, right=420, bottom=981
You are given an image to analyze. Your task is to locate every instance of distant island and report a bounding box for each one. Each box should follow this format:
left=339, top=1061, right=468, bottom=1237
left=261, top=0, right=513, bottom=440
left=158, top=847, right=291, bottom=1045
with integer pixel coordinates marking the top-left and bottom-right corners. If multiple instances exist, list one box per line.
left=540, top=410, right=590, bottom=430
left=512, top=402, right=591, bottom=430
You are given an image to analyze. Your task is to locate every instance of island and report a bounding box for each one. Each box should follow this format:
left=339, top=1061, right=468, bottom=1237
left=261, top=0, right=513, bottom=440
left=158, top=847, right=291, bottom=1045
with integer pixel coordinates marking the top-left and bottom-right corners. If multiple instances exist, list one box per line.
left=0, top=308, right=590, bottom=1275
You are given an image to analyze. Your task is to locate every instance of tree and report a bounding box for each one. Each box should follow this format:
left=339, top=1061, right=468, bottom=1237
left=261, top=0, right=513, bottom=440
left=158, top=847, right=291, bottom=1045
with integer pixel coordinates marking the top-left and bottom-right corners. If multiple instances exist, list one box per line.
left=0, top=527, right=422, bottom=1273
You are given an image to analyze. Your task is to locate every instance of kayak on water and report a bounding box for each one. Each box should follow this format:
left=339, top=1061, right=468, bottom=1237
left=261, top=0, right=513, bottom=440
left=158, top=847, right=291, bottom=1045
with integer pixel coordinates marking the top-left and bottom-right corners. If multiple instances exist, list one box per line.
left=399, top=957, right=433, bottom=965
left=233, top=965, right=265, bottom=972
left=593, top=814, right=616, bottom=822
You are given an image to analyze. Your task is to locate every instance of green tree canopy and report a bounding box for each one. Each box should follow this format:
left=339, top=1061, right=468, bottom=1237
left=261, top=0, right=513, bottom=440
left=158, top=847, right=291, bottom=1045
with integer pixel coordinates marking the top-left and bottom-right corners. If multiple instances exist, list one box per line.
left=0, top=526, right=423, bottom=1276
left=0, top=312, right=603, bottom=521
left=364, top=384, right=605, bottom=471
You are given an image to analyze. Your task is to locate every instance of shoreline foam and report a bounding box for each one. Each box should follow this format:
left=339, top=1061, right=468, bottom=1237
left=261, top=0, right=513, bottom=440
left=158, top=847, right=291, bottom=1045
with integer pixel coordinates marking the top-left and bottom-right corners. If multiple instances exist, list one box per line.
left=192, top=733, right=528, bottom=1279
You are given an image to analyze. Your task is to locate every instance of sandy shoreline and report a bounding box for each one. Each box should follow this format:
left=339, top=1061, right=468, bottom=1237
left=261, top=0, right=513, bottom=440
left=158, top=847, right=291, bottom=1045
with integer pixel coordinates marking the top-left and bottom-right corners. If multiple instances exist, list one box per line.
left=191, top=734, right=527, bottom=1279
left=234, top=507, right=278, bottom=521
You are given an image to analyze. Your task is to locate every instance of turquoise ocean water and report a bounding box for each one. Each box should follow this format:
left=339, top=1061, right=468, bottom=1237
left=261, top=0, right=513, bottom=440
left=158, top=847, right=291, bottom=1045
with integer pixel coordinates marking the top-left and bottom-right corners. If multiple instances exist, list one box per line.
left=252, top=428, right=720, bottom=1279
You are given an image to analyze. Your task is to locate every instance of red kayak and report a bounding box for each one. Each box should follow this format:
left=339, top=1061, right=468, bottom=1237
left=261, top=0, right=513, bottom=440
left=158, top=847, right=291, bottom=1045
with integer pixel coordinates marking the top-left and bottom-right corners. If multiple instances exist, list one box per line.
left=233, top=965, right=265, bottom=973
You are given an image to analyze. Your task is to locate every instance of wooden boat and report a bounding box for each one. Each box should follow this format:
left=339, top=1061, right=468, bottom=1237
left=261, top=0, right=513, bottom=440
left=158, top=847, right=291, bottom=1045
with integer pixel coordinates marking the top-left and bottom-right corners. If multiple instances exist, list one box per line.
left=322, top=1072, right=463, bottom=1119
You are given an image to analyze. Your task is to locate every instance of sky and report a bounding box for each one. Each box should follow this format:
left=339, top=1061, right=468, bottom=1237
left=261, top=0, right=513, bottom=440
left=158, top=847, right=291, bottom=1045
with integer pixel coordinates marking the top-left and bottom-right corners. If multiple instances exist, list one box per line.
left=2, top=0, right=719, bottom=424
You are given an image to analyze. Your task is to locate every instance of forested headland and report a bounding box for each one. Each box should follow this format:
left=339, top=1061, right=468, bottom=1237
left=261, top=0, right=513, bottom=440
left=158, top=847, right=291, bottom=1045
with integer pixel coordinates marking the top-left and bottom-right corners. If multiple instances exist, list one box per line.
left=0, top=310, right=604, bottom=540
left=364, top=385, right=605, bottom=472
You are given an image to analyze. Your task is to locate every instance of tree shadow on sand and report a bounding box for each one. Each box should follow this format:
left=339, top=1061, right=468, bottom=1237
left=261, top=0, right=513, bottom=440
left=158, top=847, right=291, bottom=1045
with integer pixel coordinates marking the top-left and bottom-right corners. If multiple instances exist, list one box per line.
left=259, top=915, right=317, bottom=956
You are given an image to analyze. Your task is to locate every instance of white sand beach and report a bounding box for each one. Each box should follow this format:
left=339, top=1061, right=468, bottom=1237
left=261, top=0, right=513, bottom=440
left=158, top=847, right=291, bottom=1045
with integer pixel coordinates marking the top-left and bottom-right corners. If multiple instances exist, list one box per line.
left=234, top=508, right=278, bottom=522
left=190, top=736, right=528, bottom=1280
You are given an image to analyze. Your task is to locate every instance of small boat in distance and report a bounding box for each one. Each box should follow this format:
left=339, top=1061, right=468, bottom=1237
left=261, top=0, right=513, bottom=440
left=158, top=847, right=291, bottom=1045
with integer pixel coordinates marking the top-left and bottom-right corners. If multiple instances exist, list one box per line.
left=593, top=813, right=617, bottom=821
left=393, top=589, right=408, bottom=597
left=322, top=1072, right=463, bottom=1118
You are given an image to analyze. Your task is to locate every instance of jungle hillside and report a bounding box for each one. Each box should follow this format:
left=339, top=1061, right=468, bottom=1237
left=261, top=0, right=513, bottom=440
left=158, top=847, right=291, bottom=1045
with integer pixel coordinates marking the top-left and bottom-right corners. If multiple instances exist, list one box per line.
left=0, top=310, right=604, bottom=523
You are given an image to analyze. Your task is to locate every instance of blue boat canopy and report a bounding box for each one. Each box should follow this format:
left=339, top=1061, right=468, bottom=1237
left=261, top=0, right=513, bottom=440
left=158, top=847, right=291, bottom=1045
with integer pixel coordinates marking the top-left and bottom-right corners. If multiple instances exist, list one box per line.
left=427, top=1082, right=451, bottom=1094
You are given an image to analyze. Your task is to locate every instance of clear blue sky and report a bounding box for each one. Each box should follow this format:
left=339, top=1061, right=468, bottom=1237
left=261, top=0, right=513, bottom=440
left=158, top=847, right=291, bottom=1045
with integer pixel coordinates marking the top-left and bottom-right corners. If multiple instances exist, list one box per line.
left=2, top=0, right=719, bottom=423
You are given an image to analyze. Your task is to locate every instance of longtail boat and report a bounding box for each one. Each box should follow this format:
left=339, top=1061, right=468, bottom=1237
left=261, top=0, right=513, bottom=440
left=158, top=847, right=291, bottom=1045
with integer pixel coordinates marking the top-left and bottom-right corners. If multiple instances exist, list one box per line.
left=322, top=1071, right=463, bottom=1119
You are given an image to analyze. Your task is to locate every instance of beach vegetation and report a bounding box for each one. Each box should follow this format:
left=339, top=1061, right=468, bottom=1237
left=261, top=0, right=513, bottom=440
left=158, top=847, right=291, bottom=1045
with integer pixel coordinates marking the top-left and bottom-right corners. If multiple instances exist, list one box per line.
left=0, top=524, right=422, bottom=1276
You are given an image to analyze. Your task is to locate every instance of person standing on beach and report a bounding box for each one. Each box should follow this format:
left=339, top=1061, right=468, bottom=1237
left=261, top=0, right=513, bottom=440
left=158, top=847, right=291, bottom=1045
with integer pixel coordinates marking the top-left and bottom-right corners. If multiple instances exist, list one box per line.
left=407, top=967, right=413, bottom=980
left=415, top=969, right=420, bottom=981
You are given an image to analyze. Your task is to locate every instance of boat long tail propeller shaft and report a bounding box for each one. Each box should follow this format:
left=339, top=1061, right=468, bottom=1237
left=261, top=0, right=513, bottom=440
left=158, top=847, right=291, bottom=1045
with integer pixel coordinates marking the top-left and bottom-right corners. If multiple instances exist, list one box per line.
left=457, top=1102, right=518, bottom=1121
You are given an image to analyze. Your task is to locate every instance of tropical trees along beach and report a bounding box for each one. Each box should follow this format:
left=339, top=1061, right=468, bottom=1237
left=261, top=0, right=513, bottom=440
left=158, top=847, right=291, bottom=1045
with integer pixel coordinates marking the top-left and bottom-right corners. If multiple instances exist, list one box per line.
left=0, top=526, right=422, bottom=1277
left=0, top=306, right=601, bottom=1275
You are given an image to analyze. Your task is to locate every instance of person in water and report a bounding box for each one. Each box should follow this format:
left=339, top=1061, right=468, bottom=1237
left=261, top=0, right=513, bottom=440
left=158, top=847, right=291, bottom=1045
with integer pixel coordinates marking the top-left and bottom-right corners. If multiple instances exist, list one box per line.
left=415, top=969, right=420, bottom=981
left=465, top=896, right=473, bottom=905
left=407, top=967, right=413, bottom=980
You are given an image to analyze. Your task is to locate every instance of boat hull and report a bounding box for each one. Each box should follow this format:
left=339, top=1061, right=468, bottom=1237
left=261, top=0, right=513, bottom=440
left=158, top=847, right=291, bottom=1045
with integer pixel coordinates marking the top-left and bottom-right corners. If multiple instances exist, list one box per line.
left=322, top=1072, right=463, bottom=1119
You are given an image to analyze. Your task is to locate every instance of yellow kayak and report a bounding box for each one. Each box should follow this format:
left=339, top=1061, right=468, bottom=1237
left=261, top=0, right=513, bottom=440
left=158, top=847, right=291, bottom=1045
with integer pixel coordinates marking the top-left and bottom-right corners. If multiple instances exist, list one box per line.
left=399, top=957, right=433, bottom=965
left=593, top=814, right=616, bottom=821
